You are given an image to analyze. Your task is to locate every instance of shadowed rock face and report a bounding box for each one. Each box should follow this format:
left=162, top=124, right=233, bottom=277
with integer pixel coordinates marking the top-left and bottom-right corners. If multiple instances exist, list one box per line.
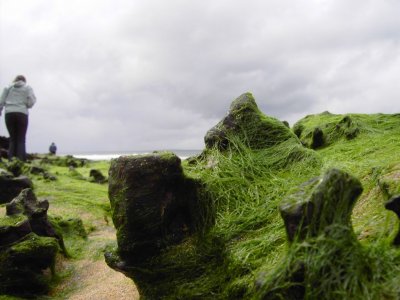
left=6, top=188, right=66, bottom=255
left=204, top=93, right=297, bottom=150
left=0, top=170, right=33, bottom=204
left=385, top=195, right=400, bottom=245
left=280, top=169, right=363, bottom=242
left=106, top=152, right=202, bottom=270
left=0, top=189, right=59, bottom=296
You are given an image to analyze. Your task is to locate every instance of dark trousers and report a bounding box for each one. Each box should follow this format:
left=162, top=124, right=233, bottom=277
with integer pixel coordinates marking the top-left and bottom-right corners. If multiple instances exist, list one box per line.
left=5, top=112, right=28, bottom=161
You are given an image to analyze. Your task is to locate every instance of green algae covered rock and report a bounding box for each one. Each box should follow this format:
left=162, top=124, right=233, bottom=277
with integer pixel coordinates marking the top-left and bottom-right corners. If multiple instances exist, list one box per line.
left=293, top=113, right=362, bottom=149
left=257, top=169, right=365, bottom=299
left=204, top=93, right=297, bottom=150
left=0, top=189, right=63, bottom=297
left=0, top=232, right=58, bottom=296
left=106, top=151, right=203, bottom=268
left=280, top=168, right=363, bottom=242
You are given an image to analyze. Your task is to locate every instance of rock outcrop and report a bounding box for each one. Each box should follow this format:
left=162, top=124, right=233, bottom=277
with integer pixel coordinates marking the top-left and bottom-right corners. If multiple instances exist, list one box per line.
left=257, top=169, right=364, bottom=299
left=0, top=168, right=33, bottom=204
left=105, top=151, right=207, bottom=295
left=385, top=195, right=400, bottom=245
left=89, top=169, right=107, bottom=183
left=0, top=188, right=61, bottom=296
left=204, top=93, right=296, bottom=150
left=280, top=169, right=363, bottom=242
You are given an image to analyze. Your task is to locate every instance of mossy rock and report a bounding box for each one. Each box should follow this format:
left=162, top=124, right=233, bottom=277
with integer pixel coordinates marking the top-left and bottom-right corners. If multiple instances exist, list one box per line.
left=0, top=215, right=32, bottom=247
left=204, top=93, right=298, bottom=150
left=293, top=113, right=363, bottom=149
left=107, top=152, right=202, bottom=263
left=280, top=168, right=363, bottom=242
left=40, top=155, right=87, bottom=168
left=377, top=164, right=400, bottom=200
left=49, top=216, right=87, bottom=239
left=0, top=232, right=58, bottom=296
left=0, top=175, right=33, bottom=204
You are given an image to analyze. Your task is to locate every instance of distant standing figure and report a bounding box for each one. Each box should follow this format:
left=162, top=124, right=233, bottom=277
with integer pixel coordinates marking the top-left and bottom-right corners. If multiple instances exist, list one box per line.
left=49, top=142, right=57, bottom=155
left=0, top=75, right=36, bottom=161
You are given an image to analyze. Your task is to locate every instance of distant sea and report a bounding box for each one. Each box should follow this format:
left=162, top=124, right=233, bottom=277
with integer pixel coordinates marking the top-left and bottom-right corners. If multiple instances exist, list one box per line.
left=67, top=149, right=202, bottom=161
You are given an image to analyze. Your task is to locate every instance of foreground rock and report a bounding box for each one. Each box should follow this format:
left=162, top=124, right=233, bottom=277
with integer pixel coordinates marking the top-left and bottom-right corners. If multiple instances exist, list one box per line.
left=0, top=168, right=33, bottom=204
left=105, top=152, right=206, bottom=295
left=257, top=169, right=364, bottom=299
left=0, top=189, right=61, bottom=296
left=279, top=169, right=363, bottom=242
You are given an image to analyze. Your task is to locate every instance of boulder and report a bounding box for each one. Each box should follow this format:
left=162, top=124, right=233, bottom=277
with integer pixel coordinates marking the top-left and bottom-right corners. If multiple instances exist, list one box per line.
left=6, top=189, right=66, bottom=255
left=384, top=195, right=400, bottom=245
left=89, top=169, right=107, bottom=183
left=0, top=174, right=33, bottom=204
left=106, top=152, right=200, bottom=267
left=204, top=93, right=297, bottom=150
left=0, top=215, right=32, bottom=247
left=257, top=169, right=364, bottom=299
left=0, top=189, right=61, bottom=296
left=279, top=169, right=363, bottom=242
left=0, top=232, right=58, bottom=296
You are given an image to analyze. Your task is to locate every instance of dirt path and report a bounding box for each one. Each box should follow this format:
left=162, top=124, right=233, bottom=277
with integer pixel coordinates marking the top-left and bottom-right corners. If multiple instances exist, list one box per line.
left=64, top=259, right=139, bottom=300
left=52, top=224, right=140, bottom=299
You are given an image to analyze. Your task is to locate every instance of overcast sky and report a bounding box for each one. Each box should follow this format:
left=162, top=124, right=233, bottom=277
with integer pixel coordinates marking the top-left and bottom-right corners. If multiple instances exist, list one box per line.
left=0, top=0, right=399, bottom=154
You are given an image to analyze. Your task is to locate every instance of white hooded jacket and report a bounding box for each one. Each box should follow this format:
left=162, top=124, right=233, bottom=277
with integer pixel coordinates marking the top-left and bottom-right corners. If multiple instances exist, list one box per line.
left=0, top=80, right=36, bottom=115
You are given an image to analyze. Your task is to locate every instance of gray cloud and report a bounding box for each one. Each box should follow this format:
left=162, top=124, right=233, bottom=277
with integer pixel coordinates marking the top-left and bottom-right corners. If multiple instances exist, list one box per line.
left=0, top=0, right=399, bottom=153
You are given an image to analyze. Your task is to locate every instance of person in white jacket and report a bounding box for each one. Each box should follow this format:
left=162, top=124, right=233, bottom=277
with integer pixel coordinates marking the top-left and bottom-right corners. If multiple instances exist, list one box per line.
left=0, top=75, right=36, bottom=161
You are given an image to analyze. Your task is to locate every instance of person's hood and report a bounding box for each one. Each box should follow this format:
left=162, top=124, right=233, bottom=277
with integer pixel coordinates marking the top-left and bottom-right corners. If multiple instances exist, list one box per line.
left=13, top=80, right=26, bottom=88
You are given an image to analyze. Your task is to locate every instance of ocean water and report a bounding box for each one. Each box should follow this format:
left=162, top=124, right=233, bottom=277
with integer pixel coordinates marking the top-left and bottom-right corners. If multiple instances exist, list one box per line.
left=71, top=149, right=202, bottom=161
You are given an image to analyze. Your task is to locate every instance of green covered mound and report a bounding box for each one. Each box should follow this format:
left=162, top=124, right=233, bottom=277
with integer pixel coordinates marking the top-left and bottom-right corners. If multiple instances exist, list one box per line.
left=106, top=94, right=400, bottom=299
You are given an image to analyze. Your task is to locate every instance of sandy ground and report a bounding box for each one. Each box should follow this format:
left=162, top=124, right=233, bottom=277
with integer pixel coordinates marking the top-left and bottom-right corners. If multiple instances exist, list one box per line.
left=65, top=259, right=139, bottom=300
left=52, top=225, right=140, bottom=299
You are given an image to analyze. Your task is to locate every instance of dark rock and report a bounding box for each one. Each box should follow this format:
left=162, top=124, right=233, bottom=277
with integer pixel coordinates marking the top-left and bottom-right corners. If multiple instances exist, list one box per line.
left=311, top=127, right=324, bottom=149
left=0, top=175, right=33, bottom=204
left=0, top=215, right=32, bottom=247
left=49, top=216, right=87, bottom=239
left=0, top=232, right=59, bottom=296
left=280, top=169, right=363, bottom=242
left=385, top=195, right=400, bottom=245
left=89, top=169, right=107, bottom=183
left=30, top=166, right=46, bottom=175
left=29, top=166, right=57, bottom=181
left=204, top=93, right=297, bottom=150
left=6, top=189, right=67, bottom=255
left=106, top=152, right=201, bottom=265
left=6, top=159, right=25, bottom=177
left=293, top=123, right=305, bottom=138
left=0, top=189, right=61, bottom=296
